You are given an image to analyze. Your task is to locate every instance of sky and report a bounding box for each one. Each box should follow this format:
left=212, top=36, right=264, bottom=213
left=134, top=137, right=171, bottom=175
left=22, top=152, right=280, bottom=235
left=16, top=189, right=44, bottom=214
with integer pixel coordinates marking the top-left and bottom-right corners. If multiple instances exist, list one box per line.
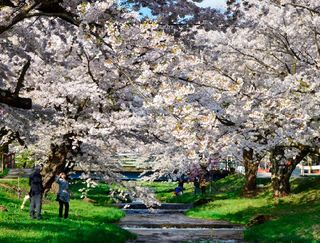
left=195, top=0, right=227, bottom=9
left=118, top=0, right=227, bottom=9
left=119, top=0, right=227, bottom=18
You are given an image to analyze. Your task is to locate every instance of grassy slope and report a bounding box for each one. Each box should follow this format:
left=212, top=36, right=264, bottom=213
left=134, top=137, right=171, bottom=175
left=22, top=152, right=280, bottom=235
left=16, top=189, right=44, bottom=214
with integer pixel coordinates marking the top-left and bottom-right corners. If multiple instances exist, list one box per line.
left=140, top=181, right=200, bottom=203
left=69, top=180, right=115, bottom=206
left=0, top=168, right=9, bottom=178
left=0, top=179, right=135, bottom=243
left=145, top=175, right=320, bottom=242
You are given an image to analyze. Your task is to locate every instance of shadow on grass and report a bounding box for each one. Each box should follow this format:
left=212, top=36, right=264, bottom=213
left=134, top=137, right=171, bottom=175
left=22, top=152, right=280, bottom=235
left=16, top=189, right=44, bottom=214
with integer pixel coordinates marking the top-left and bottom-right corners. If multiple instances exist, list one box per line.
left=291, top=177, right=320, bottom=193
left=244, top=212, right=320, bottom=243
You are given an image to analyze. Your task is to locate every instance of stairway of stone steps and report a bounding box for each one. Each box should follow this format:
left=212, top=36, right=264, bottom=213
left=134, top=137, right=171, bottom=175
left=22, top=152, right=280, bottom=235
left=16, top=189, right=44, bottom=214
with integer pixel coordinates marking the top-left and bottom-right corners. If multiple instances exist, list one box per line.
left=2, top=168, right=33, bottom=179
left=118, top=203, right=245, bottom=242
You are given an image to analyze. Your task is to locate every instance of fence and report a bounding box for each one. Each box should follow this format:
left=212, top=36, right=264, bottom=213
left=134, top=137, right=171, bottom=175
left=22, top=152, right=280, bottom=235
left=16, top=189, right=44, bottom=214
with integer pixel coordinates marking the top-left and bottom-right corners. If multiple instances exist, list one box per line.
left=297, top=164, right=320, bottom=176
left=0, top=153, right=15, bottom=172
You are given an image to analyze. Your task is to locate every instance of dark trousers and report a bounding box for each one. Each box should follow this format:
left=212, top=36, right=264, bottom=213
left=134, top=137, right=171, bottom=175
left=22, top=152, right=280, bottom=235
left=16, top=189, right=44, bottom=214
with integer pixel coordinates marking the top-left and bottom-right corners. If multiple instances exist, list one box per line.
left=30, top=194, right=42, bottom=219
left=59, top=199, right=69, bottom=219
left=201, top=186, right=206, bottom=194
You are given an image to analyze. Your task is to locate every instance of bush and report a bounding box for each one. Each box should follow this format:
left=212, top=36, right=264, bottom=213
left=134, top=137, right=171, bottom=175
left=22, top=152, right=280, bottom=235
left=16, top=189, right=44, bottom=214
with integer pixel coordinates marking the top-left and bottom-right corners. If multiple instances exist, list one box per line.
left=15, top=150, right=35, bottom=168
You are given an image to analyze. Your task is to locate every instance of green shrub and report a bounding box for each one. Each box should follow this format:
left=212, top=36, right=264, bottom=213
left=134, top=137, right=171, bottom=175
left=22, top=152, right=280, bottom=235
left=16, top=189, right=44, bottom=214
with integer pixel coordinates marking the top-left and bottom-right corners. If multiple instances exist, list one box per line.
left=15, top=150, right=35, bottom=168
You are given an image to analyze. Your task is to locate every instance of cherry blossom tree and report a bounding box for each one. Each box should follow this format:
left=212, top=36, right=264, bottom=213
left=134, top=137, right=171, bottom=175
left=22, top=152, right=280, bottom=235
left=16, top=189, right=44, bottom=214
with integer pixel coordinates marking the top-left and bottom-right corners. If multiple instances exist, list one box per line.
left=1, top=0, right=319, bottom=200
left=135, top=0, right=320, bottom=197
left=0, top=0, right=204, bottom=199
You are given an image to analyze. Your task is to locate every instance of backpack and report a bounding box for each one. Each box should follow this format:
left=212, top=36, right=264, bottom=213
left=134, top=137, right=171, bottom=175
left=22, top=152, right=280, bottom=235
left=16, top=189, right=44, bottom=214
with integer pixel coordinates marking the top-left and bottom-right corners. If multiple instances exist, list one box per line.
left=30, top=173, right=43, bottom=195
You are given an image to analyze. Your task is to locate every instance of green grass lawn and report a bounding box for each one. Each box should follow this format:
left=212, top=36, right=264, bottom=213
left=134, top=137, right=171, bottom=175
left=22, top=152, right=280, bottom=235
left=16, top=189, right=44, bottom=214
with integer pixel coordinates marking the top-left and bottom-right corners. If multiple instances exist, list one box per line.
left=69, top=180, right=115, bottom=206
left=0, top=178, right=135, bottom=243
left=145, top=175, right=320, bottom=242
left=140, top=176, right=247, bottom=204
left=140, top=180, right=210, bottom=203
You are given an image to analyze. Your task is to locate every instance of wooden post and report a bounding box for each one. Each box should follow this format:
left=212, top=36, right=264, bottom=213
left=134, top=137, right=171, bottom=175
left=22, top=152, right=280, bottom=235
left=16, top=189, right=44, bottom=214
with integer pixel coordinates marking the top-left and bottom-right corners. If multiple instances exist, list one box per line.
left=0, top=153, right=3, bottom=173
left=308, top=157, right=312, bottom=175
left=12, top=153, right=15, bottom=168
left=18, top=176, right=21, bottom=199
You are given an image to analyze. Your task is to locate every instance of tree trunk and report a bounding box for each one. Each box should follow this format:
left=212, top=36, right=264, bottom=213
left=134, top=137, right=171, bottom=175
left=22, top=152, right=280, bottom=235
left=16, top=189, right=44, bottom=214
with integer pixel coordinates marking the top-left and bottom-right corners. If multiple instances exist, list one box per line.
left=243, top=148, right=259, bottom=194
left=42, top=133, right=79, bottom=195
left=0, top=127, right=25, bottom=147
left=0, top=144, right=9, bottom=154
left=42, top=143, right=70, bottom=195
left=271, top=168, right=291, bottom=197
left=0, top=89, right=32, bottom=109
left=271, top=146, right=310, bottom=197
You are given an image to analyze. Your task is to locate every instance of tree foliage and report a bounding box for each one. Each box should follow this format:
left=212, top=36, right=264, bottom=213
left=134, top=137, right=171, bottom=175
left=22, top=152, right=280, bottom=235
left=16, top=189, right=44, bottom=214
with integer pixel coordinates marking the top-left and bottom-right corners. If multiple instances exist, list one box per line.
left=0, top=0, right=319, bottom=197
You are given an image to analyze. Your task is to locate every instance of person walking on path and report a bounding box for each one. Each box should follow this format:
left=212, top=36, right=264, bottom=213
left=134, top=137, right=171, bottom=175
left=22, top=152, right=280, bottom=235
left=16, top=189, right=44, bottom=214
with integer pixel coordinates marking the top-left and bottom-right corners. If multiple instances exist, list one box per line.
left=29, top=165, right=43, bottom=220
left=194, top=176, right=200, bottom=195
left=178, top=178, right=184, bottom=190
left=55, top=172, right=70, bottom=219
left=200, top=177, right=207, bottom=194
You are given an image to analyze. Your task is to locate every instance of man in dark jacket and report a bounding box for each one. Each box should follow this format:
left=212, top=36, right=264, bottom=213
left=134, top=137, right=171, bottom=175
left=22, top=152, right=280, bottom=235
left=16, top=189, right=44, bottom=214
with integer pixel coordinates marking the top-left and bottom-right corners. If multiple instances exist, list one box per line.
left=29, top=165, right=43, bottom=220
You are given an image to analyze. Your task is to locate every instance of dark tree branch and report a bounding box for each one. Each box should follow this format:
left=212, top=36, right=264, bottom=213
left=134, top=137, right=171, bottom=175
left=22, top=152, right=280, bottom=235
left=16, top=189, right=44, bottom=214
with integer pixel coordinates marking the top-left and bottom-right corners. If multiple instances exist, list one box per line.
left=284, top=3, right=320, bottom=15
left=0, top=56, right=32, bottom=109
left=0, top=127, right=25, bottom=147
left=74, top=98, right=89, bottom=121
left=0, top=1, right=79, bottom=34
left=174, top=75, right=215, bottom=88
left=149, top=132, right=168, bottom=144
left=14, top=57, right=31, bottom=96
left=0, top=1, right=40, bottom=35
left=83, top=51, right=99, bottom=85
left=26, top=11, right=80, bottom=27
left=0, top=0, right=15, bottom=7
left=0, top=89, right=32, bottom=109
left=216, top=115, right=235, bottom=126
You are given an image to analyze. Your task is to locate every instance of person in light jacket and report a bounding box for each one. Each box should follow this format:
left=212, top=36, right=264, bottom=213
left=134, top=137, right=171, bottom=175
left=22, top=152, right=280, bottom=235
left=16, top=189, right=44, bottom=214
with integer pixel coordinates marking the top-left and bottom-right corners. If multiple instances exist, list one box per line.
left=55, top=172, right=70, bottom=219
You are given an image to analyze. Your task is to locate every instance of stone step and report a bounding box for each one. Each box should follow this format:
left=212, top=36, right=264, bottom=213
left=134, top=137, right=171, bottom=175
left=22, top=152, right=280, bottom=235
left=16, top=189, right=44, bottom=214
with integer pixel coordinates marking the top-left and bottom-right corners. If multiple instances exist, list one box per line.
left=120, top=214, right=243, bottom=229
left=125, top=227, right=245, bottom=243
left=4, top=168, right=33, bottom=178
left=121, top=223, right=239, bottom=229
left=120, top=213, right=245, bottom=242
left=115, top=203, right=193, bottom=210
left=123, top=209, right=189, bottom=215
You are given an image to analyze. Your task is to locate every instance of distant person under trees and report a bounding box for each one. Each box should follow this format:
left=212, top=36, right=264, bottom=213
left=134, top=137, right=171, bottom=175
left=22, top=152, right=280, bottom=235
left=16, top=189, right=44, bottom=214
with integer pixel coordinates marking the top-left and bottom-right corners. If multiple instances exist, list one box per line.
left=194, top=176, right=200, bottom=195
left=174, top=178, right=184, bottom=196
left=178, top=178, right=184, bottom=190
left=200, top=177, right=207, bottom=194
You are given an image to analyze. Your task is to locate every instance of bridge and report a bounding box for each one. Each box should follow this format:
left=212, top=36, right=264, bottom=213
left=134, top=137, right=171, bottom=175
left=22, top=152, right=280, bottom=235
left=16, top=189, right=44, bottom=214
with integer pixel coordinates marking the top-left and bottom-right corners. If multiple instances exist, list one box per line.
left=297, top=164, right=320, bottom=176
left=71, top=153, right=154, bottom=180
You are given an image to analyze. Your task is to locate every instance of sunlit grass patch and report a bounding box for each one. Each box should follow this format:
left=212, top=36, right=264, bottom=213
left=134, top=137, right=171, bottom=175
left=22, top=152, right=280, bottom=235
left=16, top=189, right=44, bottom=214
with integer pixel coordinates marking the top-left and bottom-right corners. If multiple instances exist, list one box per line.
left=143, top=175, right=320, bottom=242
left=185, top=175, right=320, bottom=242
left=0, top=179, right=135, bottom=243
